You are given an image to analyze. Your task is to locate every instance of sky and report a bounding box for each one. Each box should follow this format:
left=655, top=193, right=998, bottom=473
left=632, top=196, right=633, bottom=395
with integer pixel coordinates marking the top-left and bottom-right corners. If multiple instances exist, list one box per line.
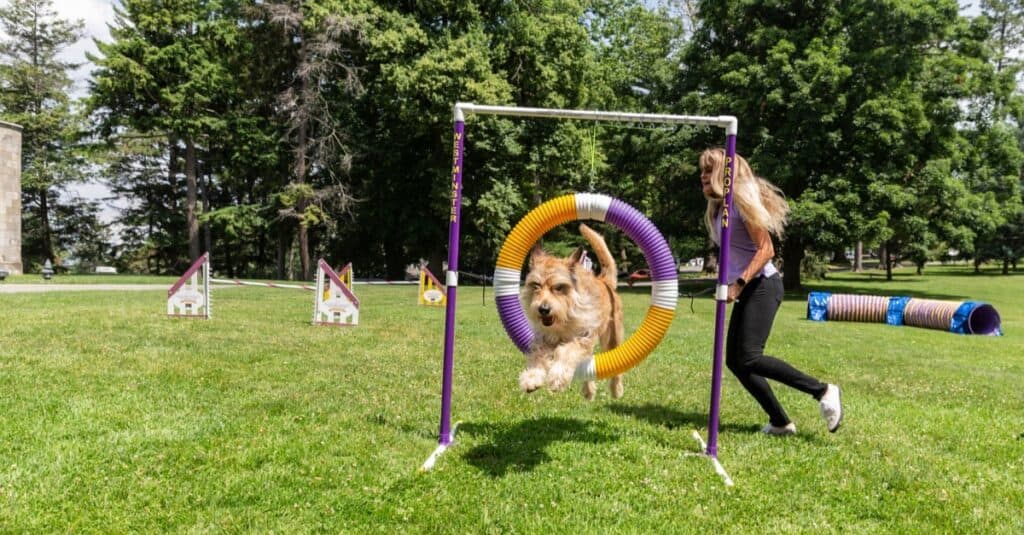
left=54, top=0, right=116, bottom=97
left=13, top=0, right=117, bottom=97
left=0, top=0, right=116, bottom=218
left=0, top=0, right=990, bottom=224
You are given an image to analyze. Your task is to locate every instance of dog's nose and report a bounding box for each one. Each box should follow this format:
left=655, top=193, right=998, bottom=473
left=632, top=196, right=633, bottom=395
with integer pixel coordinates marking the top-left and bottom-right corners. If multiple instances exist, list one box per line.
left=538, top=304, right=551, bottom=316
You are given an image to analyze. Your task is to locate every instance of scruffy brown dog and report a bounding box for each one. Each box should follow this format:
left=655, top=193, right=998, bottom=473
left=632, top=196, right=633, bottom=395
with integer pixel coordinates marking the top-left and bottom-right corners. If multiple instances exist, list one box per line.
left=518, top=224, right=625, bottom=400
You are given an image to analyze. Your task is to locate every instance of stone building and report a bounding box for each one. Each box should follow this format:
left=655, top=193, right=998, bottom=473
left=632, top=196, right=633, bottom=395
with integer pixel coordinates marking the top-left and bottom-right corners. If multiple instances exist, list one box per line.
left=1, top=121, right=22, bottom=275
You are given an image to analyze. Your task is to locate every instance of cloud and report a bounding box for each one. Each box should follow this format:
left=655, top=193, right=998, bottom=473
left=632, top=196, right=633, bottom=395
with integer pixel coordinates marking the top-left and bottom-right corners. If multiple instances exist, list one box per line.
left=0, top=1, right=118, bottom=217
left=50, top=0, right=116, bottom=96
left=0, top=0, right=115, bottom=95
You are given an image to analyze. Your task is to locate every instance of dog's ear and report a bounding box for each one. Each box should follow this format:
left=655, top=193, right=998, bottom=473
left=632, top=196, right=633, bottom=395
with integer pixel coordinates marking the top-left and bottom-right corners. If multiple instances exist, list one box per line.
left=569, top=247, right=586, bottom=267
left=529, top=244, right=545, bottom=268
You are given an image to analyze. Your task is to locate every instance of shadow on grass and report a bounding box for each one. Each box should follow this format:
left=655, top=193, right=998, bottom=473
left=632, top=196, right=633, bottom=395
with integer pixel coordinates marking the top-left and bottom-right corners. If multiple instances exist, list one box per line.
left=460, top=417, right=616, bottom=477
left=606, top=403, right=761, bottom=434
left=915, top=266, right=1024, bottom=277
left=788, top=281, right=968, bottom=302
left=608, top=403, right=827, bottom=446
left=632, top=277, right=980, bottom=303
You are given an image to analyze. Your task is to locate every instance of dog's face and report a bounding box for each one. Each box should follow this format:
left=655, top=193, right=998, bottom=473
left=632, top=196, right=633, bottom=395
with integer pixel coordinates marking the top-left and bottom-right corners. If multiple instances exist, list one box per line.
left=520, top=246, right=587, bottom=339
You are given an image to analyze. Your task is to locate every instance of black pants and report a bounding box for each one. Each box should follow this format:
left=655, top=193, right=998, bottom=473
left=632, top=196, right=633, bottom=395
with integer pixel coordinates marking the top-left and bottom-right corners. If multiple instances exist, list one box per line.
left=726, top=274, right=827, bottom=427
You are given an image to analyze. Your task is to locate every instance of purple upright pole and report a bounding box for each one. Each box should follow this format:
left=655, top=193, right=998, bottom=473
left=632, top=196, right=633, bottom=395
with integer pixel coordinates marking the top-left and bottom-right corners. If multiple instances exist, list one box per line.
left=706, top=134, right=737, bottom=458
left=438, top=115, right=466, bottom=446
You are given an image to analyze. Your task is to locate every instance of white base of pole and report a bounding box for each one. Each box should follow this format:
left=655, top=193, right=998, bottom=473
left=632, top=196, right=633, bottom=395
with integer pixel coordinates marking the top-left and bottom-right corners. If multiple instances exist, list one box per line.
left=420, top=422, right=461, bottom=472
left=686, top=430, right=735, bottom=486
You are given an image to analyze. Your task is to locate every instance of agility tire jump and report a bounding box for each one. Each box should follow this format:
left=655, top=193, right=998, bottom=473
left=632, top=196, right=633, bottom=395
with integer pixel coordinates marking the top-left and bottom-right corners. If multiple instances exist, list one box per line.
left=493, top=193, right=677, bottom=381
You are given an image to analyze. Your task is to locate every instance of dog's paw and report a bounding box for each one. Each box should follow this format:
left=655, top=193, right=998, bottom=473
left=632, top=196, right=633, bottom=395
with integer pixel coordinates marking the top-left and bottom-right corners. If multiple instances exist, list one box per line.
left=546, top=363, right=573, bottom=392
left=519, top=368, right=546, bottom=393
left=609, top=375, right=624, bottom=399
left=581, top=381, right=597, bottom=401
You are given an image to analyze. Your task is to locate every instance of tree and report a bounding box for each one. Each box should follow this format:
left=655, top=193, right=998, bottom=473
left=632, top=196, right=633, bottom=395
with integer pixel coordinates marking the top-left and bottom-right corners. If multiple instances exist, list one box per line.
left=260, top=0, right=363, bottom=281
left=349, top=1, right=513, bottom=278
left=966, top=0, right=1024, bottom=273
left=49, top=195, right=112, bottom=272
left=102, top=136, right=187, bottom=274
left=346, top=0, right=686, bottom=279
left=677, top=0, right=974, bottom=286
left=0, top=0, right=84, bottom=267
left=89, top=0, right=239, bottom=262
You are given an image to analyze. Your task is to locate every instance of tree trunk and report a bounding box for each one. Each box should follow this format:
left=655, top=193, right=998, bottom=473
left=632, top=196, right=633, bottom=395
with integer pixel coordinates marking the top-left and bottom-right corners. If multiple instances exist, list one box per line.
left=201, top=165, right=211, bottom=257
left=294, top=38, right=312, bottom=282
left=38, top=188, right=54, bottom=265
left=974, top=256, right=982, bottom=273
left=257, top=227, right=267, bottom=279
left=167, top=139, right=179, bottom=211
left=854, top=241, right=863, bottom=272
left=383, top=232, right=405, bottom=280
left=185, top=137, right=200, bottom=261
left=428, top=249, right=445, bottom=283
left=781, top=237, right=804, bottom=290
left=146, top=189, right=154, bottom=274
left=831, top=248, right=849, bottom=266
left=1003, top=257, right=1009, bottom=275
left=298, top=224, right=311, bottom=281
left=883, top=244, right=893, bottom=281
left=224, top=233, right=233, bottom=277
left=276, top=225, right=290, bottom=280
left=702, top=251, right=717, bottom=275
left=287, top=238, right=296, bottom=280
left=293, top=121, right=311, bottom=280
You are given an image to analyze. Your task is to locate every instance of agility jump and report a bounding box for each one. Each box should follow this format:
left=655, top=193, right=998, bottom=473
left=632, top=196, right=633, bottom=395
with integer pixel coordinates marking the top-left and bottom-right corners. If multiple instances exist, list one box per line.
left=418, top=267, right=446, bottom=306
left=422, top=103, right=739, bottom=486
left=167, top=252, right=211, bottom=318
left=168, top=255, right=358, bottom=325
left=313, top=261, right=359, bottom=326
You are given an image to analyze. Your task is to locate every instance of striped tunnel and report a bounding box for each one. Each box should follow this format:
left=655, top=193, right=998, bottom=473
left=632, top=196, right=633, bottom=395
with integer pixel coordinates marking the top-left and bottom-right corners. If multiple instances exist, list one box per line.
left=807, top=292, right=1002, bottom=336
left=827, top=294, right=890, bottom=323
left=493, top=193, right=677, bottom=381
left=904, top=299, right=967, bottom=331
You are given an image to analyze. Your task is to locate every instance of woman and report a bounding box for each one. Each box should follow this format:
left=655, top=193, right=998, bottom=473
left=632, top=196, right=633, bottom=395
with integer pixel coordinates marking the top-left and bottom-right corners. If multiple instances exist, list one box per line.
left=699, top=148, right=842, bottom=435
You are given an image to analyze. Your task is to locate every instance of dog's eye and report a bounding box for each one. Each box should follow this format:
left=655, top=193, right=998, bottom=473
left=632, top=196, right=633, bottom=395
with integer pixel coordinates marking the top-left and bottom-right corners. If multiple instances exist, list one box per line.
left=527, top=282, right=541, bottom=291
left=554, top=284, right=571, bottom=294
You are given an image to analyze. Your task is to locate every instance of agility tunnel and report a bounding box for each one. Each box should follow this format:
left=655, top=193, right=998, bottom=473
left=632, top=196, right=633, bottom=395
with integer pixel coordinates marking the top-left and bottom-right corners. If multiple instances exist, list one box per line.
left=807, top=292, right=1002, bottom=335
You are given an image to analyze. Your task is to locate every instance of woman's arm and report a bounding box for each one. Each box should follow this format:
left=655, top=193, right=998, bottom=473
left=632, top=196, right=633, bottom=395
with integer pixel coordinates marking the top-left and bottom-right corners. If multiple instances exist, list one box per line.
left=727, top=224, right=775, bottom=302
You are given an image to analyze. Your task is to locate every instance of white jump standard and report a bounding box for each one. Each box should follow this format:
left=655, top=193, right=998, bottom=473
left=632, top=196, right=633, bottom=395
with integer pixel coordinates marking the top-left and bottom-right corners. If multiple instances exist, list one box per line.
left=168, top=254, right=358, bottom=327
left=312, top=260, right=359, bottom=326
left=167, top=252, right=212, bottom=318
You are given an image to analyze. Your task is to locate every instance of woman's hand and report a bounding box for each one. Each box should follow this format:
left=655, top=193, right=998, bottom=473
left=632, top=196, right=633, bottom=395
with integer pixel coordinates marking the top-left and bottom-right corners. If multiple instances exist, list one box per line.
left=727, top=283, right=742, bottom=303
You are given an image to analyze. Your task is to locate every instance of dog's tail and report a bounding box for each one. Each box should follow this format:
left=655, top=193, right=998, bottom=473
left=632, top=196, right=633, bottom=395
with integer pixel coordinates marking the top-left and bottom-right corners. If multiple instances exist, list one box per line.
left=579, top=223, right=617, bottom=285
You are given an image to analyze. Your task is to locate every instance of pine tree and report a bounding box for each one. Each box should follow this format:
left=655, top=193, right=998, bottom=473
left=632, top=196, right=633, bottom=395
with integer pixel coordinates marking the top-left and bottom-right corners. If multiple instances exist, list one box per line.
left=0, top=0, right=84, bottom=267
left=88, top=0, right=238, bottom=263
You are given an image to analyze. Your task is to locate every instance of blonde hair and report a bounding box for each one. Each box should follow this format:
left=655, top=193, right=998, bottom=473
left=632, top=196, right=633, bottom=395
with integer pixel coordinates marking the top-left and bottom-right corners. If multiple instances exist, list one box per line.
left=699, top=148, right=789, bottom=238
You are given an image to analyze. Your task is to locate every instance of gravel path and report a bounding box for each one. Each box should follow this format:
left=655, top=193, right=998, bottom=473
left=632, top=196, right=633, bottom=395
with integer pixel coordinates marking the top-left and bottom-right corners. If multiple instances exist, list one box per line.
left=0, top=284, right=170, bottom=293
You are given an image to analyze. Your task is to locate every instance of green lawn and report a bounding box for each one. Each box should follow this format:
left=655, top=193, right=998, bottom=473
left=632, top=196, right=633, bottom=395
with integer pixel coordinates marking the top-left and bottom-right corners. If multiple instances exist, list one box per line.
left=1, top=266, right=1021, bottom=532
left=1, top=273, right=179, bottom=284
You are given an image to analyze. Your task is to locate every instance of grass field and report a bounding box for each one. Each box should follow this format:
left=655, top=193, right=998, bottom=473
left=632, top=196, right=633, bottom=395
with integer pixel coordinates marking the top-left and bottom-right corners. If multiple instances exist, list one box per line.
left=1, top=273, right=179, bottom=284
left=1, top=266, right=1022, bottom=532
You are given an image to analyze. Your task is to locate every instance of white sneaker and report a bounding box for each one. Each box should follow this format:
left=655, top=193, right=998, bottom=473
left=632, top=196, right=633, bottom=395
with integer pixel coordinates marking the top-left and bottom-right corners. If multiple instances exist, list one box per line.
left=819, top=384, right=843, bottom=433
left=761, top=422, right=797, bottom=435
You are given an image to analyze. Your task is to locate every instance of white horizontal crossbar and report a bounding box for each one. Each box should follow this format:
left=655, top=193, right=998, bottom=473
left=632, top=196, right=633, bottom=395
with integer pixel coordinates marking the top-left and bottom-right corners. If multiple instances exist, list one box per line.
left=455, top=102, right=737, bottom=135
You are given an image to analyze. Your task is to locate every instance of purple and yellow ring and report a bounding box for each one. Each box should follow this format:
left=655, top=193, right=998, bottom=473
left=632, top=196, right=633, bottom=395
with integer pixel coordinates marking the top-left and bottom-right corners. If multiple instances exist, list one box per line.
left=493, top=193, right=676, bottom=381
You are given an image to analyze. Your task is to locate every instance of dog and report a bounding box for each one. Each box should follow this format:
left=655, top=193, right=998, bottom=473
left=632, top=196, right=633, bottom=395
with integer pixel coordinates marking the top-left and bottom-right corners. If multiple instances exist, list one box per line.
left=518, top=223, right=625, bottom=400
